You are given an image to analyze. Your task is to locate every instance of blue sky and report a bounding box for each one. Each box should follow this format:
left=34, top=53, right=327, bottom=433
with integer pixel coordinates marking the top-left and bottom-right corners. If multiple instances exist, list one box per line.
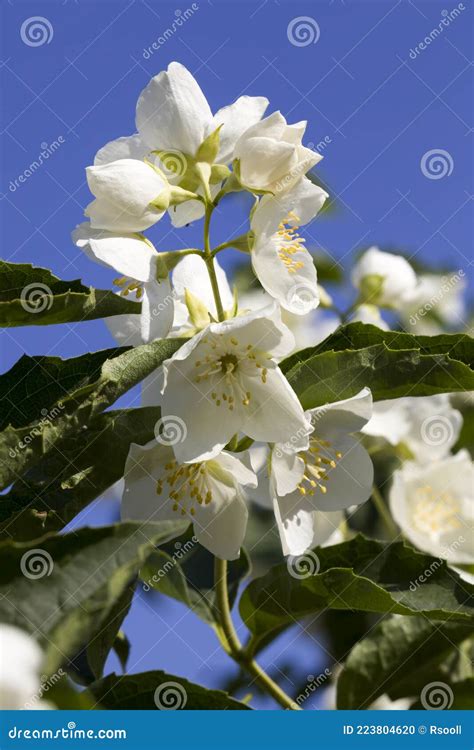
left=1, top=0, right=472, bottom=707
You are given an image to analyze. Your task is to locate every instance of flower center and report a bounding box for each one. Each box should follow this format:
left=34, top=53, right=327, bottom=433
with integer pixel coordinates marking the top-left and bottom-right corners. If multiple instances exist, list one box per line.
left=412, top=485, right=461, bottom=539
left=113, top=276, right=144, bottom=299
left=193, top=335, right=271, bottom=410
left=277, top=212, right=306, bottom=275
left=156, top=460, right=213, bottom=517
left=296, top=437, right=343, bottom=496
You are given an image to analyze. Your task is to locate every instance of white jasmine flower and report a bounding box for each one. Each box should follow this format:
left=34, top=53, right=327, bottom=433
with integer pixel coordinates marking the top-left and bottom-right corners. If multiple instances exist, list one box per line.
left=160, top=303, right=311, bottom=463
left=97, top=63, right=268, bottom=227
left=250, top=389, right=373, bottom=555
left=85, top=159, right=169, bottom=232
left=363, top=395, right=462, bottom=464
left=351, top=247, right=418, bottom=309
left=234, top=112, right=322, bottom=194
left=72, top=223, right=174, bottom=342
left=122, top=441, right=256, bottom=560
left=136, top=61, right=268, bottom=163
left=389, top=450, right=473, bottom=564
left=0, top=625, right=51, bottom=710
left=249, top=177, right=328, bottom=314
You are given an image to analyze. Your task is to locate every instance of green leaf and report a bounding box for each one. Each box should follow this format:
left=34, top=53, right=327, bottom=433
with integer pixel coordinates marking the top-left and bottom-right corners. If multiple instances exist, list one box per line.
left=1, top=406, right=160, bottom=540
left=0, top=260, right=140, bottom=326
left=140, top=527, right=251, bottom=625
left=0, top=338, right=182, bottom=491
left=86, top=671, right=251, bottom=710
left=86, top=584, right=135, bottom=681
left=282, top=324, right=474, bottom=408
left=0, top=520, right=187, bottom=674
left=337, top=615, right=473, bottom=709
left=239, top=536, right=474, bottom=652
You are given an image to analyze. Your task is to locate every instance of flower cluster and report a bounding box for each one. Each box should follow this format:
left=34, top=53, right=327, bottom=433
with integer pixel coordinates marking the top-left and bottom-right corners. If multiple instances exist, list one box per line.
left=72, top=62, right=375, bottom=560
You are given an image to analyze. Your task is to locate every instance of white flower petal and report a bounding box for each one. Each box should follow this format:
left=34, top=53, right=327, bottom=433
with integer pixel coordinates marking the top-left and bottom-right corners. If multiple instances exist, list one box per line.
left=236, top=136, right=296, bottom=190
left=271, top=447, right=305, bottom=497
left=251, top=176, right=328, bottom=236
left=311, top=437, right=373, bottom=512
left=85, top=197, right=164, bottom=233
left=352, top=247, right=418, bottom=307
left=136, top=62, right=213, bottom=155
left=212, top=95, right=269, bottom=163
left=86, top=159, right=166, bottom=214
left=105, top=313, right=143, bottom=347
left=308, top=388, right=373, bottom=440
left=194, top=490, right=248, bottom=560
left=273, top=493, right=314, bottom=556
left=312, top=510, right=344, bottom=547
left=252, top=234, right=319, bottom=315
left=94, top=134, right=149, bottom=166
left=141, top=279, right=174, bottom=342
left=72, top=223, right=156, bottom=282
left=242, top=366, right=310, bottom=445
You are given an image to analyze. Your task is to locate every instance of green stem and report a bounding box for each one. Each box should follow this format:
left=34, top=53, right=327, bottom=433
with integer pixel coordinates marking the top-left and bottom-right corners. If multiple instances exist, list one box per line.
left=203, top=204, right=225, bottom=322
left=214, top=558, right=300, bottom=710
left=372, top=486, right=398, bottom=539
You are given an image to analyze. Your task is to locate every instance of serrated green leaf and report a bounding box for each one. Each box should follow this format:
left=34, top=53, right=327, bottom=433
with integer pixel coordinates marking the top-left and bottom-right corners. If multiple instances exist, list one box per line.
left=282, top=324, right=474, bottom=408
left=86, top=670, right=251, bottom=710
left=0, top=338, right=182, bottom=491
left=337, top=615, right=473, bottom=709
left=0, top=521, right=187, bottom=674
left=1, top=406, right=160, bottom=540
left=0, top=260, right=140, bottom=326
left=239, top=536, right=474, bottom=652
